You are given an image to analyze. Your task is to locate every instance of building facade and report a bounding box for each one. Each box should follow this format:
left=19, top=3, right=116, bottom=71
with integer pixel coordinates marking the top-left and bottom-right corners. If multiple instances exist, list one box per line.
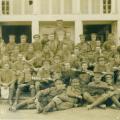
left=0, top=0, right=120, bottom=44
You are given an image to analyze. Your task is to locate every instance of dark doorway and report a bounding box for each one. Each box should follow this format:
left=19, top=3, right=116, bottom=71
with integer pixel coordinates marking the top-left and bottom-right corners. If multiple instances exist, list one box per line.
left=2, top=25, right=32, bottom=43
left=83, top=24, right=111, bottom=43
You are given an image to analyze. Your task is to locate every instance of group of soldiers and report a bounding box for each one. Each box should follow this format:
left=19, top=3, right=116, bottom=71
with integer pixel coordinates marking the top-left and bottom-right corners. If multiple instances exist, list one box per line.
left=0, top=20, right=120, bottom=114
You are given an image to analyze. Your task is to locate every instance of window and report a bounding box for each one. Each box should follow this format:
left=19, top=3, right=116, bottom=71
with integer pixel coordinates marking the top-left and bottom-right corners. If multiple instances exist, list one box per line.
left=103, top=0, right=111, bottom=14
left=80, top=0, right=89, bottom=14
left=64, top=0, right=72, bottom=14
left=52, top=0, right=61, bottom=14
left=91, top=0, right=100, bottom=14
left=2, top=0, right=9, bottom=14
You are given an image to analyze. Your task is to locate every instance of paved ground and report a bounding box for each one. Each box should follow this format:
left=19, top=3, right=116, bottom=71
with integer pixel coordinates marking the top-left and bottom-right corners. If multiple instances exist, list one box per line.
left=0, top=103, right=120, bottom=120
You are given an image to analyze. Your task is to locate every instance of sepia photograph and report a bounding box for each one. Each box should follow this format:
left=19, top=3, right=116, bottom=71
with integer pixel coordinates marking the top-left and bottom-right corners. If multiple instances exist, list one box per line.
left=0, top=0, right=120, bottom=120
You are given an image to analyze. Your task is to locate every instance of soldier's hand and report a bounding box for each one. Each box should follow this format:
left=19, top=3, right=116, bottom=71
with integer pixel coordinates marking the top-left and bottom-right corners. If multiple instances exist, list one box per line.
left=76, top=95, right=82, bottom=99
left=109, top=86, right=114, bottom=91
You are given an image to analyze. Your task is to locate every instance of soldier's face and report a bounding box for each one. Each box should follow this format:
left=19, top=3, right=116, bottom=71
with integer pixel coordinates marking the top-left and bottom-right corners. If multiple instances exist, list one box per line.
left=99, top=59, right=105, bottom=65
left=105, top=77, right=113, bottom=85
left=3, top=56, right=9, bottom=61
left=80, top=36, right=85, bottom=42
left=57, top=21, right=63, bottom=28
left=9, top=37, right=15, bottom=43
left=4, top=64, right=9, bottom=70
left=91, top=35, right=96, bottom=41
left=71, top=80, right=80, bottom=88
left=18, top=54, right=23, bottom=61
left=108, top=34, right=113, bottom=41
left=55, top=81, right=65, bottom=89
left=28, top=46, right=33, bottom=52
left=65, top=63, right=70, bottom=70
left=21, top=38, right=27, bottom=43
left=49, top=35, right=54, bottom=41
left=82, top=63, right=88, bottom=70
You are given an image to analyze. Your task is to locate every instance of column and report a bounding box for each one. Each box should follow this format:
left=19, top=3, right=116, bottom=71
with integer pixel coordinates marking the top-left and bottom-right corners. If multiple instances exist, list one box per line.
left=32, top=20, right=39, bottom=42
left=75, top=20, right=83, bottom=44
left=117, top=0, right=120, bottom=14
left=61, top=0, right=64, bottom=14
left=100, top=0, right=103, bottom=14
left=49, top=0, right=52, bottom=14
left=117, top=20, right=120, bottom=46
left=111, top=0, right=115, bottom=14
left=9, top=0, right=13, bottom=15
left=88, top=0, right=92, bottom=14
left=33, top=0, right=40, bottom=14
left=72, top=0, right=80, bottom=14
left=0, top=0, right=2, bottom=15
left=0, top=25, right=2, bottom=38
left=21, top=0, right=25, bottom=14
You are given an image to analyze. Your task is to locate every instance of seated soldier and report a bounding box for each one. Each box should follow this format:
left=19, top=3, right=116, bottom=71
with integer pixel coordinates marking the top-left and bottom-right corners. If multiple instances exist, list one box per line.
left=35, top=79, right=66, bottom=113
left=94, top=56, right=110, bottom=73
left=61, top=63, right=75, bottom=86
left=43, top=79, right=82, bottom=113
left=34, top=60, right=52, bottom=92
left=83, top=72, right=112, bottom=108
left=14, top=64, right=35, bottom=105
left=87, top=72, right=120, bottom=109
left=0, top=63, right=16, bottom=105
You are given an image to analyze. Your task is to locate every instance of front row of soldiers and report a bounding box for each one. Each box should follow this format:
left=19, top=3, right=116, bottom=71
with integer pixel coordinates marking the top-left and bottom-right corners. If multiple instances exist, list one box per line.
left=1, top=58, right=120, bottom=113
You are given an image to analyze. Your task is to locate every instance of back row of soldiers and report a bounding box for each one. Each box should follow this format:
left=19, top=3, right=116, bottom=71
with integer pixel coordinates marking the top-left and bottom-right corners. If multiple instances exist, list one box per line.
left=0, top=20, right=120, bottom=113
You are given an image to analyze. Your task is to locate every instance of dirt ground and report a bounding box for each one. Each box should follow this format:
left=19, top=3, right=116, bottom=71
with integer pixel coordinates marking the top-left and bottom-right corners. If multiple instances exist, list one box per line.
left=0, top=103, right=120, bottom=120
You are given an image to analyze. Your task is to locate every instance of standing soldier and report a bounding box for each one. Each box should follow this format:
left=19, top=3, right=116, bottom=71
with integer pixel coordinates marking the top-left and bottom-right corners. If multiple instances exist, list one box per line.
left=41, top=34, right=49, bottom=49
left=77, top=34, right=90, bottom=54
left=89, top=33, right=97, bottom=51
left=32, top=34, right=42, bottom=52
left=19, top=35, right=29, bottom=53
left=6, top=35, right=16, bottom=54
left=0, top=63, right=16, bottom=105
left=103, top=33, right=116, bottom=51
left=54, top=20, right=66, bottom=42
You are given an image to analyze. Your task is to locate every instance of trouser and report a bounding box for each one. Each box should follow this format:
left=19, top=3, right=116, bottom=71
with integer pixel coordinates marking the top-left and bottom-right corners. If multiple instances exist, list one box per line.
left=43, top=95, right=77, bottom=112
left=15, top=83, right=35, bottom=103
left=14, top=97, right=36, bottom=110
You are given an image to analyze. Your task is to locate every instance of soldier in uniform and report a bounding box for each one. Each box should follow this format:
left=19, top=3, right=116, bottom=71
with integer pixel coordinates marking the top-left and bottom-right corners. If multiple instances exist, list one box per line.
left=35, top=79, right=66, bottom=113
left=0, top=63, right=16, bottom=105
left=77, top=34, right=90, bottom=54
left=14, top=64, right=35, bottom=105
left=94, top=56, right=109, bottom=72
left=41, top=34, right=49, bottom=49
left=48, top=33, right=60, bottom=56
left=19, top=35, right=29, bottom=53
left=34, top=60, right=52, bottom=93
left=43, top=79, right=82, bottom=113
left=54, top=20, right=66, bottom=42
left=89, top=33, right=97, bottom=51
left=32, top=34, right=42, bottom=52
left=6, top=35, right=16, bottom=54
left=87, top=72, right=120, bottom=109
left=103, top=33, right=116, bottom=51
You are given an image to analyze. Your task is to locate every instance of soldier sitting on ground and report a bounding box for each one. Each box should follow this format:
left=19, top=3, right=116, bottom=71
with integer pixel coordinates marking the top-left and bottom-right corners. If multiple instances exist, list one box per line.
left=43, top=79, right=82, bottom=113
